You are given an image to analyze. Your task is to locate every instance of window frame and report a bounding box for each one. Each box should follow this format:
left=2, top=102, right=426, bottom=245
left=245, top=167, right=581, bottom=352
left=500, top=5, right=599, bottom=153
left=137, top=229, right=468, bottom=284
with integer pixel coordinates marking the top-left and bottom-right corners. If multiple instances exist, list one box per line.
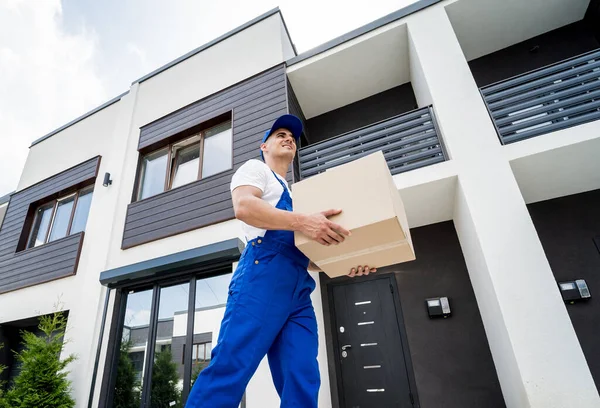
left=167, top=135, right=203, bottom=191
left=98, top=266, right=246, bottom=408
left=191, top=341, right=212, bottom=363
left=135, top=120, right=232, bottom=202
left=26, top=185, right=94, bottom=249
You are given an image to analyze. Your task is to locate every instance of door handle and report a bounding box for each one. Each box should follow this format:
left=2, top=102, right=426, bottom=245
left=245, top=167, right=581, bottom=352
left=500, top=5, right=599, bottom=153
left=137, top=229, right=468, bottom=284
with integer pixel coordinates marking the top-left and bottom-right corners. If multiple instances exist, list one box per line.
left=341, top=344, right=352, bottom=351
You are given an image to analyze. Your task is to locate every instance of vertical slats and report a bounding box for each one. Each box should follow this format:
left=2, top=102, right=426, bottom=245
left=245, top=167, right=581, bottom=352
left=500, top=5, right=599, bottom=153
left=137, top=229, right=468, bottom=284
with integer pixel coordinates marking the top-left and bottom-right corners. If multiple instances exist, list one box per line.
left=481, top=48, right=600, bottom=144
left=298, top=106, right=446, bottom=179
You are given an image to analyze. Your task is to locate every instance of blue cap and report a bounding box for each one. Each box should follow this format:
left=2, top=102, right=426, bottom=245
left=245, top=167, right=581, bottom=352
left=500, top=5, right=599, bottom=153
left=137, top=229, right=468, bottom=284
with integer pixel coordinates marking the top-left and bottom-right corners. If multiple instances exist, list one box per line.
left=260, top=114, right=303, bottom=160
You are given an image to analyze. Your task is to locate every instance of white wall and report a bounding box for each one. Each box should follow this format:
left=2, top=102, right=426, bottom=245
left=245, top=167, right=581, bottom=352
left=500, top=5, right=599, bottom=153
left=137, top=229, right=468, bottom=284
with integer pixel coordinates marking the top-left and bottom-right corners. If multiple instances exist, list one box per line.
left=279, top=19, right=296, bottom=62
left=506, top=121, right=600, bottom=204
left=408, top=29, right=433, bottom=108
left=17, top=101, right=121, bottom=191
left=407, top=4, right=600, bottom=407
left=287, top=22, right=410, bottom=119
left=0, top=203, right=7, bottom=228
left=134, top=13, right=286, bottom=128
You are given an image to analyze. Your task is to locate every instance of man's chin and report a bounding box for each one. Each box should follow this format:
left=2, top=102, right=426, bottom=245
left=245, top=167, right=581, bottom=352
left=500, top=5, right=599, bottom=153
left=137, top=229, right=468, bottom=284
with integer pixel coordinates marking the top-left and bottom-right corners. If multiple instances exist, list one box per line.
left=277, top=151, right=295, bottom=162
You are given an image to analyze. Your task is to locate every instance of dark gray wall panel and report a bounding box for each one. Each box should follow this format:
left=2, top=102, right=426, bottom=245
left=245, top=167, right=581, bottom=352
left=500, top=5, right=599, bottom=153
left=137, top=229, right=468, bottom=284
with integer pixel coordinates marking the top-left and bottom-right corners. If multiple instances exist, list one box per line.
left=171, top=331, right=212, bottom=378
left=587, top=0, right=600, bottom=43
left=139, top=66, right=286, bottom=149
left=320, top=221, right=505, bottom=408
left=123, top=65, right=287, bottom=248
left=0, top=156, right=99, bottom=294
left=394, top=222, right=504, bottom=407
left=528, top=189, right=600, bottom=392
left=469, top=21, right=600, bottom=88
left=305, top=83, right=417, bottom=144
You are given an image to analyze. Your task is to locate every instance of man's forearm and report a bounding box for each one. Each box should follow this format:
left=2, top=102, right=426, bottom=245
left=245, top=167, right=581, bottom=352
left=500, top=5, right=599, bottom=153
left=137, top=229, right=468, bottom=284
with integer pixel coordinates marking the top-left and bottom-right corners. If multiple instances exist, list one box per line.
left=235, top=195, right=305, bottom=232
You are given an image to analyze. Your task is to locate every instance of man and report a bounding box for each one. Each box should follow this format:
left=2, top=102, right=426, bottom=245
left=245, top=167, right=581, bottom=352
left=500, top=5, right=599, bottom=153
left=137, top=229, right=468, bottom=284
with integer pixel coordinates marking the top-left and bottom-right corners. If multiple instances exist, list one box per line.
left=186, top=114, right=376, bottom=408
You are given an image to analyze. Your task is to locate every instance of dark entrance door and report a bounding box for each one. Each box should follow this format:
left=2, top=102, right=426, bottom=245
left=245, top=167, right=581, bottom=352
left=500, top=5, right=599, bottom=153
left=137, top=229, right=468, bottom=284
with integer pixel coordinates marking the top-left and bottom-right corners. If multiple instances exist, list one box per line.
left=331, top=276, right=416, bottom=408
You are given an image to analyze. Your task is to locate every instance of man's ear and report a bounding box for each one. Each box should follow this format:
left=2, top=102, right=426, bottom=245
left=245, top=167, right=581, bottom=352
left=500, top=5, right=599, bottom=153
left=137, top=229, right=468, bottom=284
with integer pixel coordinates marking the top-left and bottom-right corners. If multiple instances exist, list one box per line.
left=260, top=143, right=267, bottom=155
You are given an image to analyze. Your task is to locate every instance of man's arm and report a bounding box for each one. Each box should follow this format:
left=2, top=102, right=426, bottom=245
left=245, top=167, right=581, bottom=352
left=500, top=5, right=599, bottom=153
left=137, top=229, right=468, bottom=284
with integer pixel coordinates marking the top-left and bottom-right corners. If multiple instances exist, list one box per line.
left=232, top=185, right=351, bottom=246
left=233, top=185, right=376, bottom=277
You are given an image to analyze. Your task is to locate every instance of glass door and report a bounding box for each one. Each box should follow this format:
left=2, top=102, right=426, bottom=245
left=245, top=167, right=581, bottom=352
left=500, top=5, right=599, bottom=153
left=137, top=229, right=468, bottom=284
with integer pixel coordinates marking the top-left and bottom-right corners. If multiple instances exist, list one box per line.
left=107, top=269, right=241, bottom=408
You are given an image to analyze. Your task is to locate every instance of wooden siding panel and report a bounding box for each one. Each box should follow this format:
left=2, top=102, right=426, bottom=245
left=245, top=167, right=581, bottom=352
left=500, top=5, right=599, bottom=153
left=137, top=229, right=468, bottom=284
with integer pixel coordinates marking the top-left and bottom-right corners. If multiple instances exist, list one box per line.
left=0, top=156, right=98, bottom=293
left=140, top=68, right=284, bottom=139
left=126, top=173, right=232, bottom=216
left=123, top=65, right=287, bottom=248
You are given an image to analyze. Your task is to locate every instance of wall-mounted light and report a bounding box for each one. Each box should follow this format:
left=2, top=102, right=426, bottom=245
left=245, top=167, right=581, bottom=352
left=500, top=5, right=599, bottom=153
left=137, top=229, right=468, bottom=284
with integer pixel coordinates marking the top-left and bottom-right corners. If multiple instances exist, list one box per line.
left=426, top=297, right=451, bottom=319
left=103, top=172, right=113, bottom=187
left=558, top=280, right=591, bottom=304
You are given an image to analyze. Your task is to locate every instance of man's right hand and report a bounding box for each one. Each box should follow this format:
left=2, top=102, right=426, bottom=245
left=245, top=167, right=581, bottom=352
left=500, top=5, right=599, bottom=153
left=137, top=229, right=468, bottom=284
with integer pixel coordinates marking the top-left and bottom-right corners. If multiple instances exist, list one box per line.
left=300, top=209, right=351, bottom=246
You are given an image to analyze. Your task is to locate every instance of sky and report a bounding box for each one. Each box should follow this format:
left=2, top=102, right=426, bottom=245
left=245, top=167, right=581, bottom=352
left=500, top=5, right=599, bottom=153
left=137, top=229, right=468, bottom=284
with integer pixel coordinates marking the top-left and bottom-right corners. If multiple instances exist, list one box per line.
left=0, top=0, right=415, bottom=197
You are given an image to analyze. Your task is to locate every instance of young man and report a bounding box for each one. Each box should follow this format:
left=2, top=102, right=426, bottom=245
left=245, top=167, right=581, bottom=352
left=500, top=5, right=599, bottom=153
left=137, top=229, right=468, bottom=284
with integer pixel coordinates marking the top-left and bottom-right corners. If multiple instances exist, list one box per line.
left=186, top=114, right=376, bottom=408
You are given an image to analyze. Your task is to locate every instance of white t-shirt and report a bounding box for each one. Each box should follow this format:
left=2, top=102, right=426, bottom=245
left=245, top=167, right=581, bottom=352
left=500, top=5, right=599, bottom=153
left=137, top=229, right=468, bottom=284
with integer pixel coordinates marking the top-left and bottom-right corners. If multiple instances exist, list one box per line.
left=230, top=159, right=290, bottom=242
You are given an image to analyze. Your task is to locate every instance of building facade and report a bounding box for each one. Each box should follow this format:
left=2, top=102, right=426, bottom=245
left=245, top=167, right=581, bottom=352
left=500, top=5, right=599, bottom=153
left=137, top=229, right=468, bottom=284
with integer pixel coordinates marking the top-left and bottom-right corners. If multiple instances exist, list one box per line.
left=1, top=0, right=600, bottom=407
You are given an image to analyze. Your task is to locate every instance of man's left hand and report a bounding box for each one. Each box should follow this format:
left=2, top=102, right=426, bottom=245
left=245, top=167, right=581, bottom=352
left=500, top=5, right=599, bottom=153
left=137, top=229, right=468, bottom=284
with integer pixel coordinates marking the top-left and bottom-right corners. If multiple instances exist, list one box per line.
left=348, top=265, right=377, bottom=278
left=308, top=262, right=377, bottom=277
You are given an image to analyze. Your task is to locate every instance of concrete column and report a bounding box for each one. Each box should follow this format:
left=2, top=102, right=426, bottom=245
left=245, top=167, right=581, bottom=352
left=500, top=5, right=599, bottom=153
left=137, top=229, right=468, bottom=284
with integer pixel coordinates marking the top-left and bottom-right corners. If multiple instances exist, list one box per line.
left=71, top=84, right=142, bottom=406
left=408, top=6, right=600, bottom=408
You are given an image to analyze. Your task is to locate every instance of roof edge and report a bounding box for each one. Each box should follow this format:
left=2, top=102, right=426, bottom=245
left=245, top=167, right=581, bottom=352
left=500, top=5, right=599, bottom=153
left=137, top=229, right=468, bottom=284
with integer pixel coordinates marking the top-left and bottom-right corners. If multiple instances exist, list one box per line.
left=30, top=91, right=129, bottom=148
left=0, top=191, right=14, bottom=206
left=99, top=238, right=244, bottom=287
left=132, top=7, right=283, bottom=85
left=278, top=7, right=298, bottom=56
left=286, top=0, right=443, bottom=66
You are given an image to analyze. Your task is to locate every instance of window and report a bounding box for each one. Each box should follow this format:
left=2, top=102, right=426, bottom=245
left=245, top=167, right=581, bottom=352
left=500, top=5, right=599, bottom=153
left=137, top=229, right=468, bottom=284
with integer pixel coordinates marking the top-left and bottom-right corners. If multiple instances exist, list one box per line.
left=136, top=120, right=233, bottom=201
left=108, top=272, right=234, bottom=407
left=191, top=342, right=212, bottom=363
left=26, top=186, right=94, bottom=249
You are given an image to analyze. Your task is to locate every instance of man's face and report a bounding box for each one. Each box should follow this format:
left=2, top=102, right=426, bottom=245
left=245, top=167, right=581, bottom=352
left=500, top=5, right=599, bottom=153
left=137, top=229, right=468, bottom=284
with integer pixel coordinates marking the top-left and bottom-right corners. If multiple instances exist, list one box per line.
left=261, top=128, right=297, bottom=161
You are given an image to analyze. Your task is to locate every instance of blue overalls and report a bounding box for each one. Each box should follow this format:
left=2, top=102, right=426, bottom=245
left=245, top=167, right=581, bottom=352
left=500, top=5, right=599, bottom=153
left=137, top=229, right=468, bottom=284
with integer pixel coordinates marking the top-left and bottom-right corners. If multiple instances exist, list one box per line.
left=186, top=171, right=320, bottom=408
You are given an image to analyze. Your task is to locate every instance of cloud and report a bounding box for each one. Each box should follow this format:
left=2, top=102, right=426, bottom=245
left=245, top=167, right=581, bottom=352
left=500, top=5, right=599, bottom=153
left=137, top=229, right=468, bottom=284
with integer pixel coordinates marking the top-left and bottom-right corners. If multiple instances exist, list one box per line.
left=126, top=42, right=151, bottom=74
left=124, top=308, right=152, bottom=328
left=0, top=0, right=107, bottom=195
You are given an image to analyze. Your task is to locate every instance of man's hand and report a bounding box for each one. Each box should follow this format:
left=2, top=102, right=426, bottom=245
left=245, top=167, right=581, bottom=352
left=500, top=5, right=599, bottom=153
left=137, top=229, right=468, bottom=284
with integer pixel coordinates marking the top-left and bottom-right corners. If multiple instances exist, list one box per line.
left=232, top=188, right=351, bottom=247
left=298, top=209, right=351, bottom=246
left=348, top=265, right=377, bottom=278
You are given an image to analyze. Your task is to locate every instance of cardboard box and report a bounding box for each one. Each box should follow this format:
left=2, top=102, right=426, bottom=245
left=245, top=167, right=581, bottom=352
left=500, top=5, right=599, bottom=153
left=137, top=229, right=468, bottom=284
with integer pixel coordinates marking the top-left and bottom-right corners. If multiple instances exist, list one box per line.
left=293, top=151, right=415, bottom=278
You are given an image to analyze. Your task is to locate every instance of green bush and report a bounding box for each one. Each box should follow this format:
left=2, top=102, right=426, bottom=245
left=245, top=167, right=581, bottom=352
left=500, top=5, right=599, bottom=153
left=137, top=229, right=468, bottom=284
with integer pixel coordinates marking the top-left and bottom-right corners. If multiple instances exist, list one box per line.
left=150, top=347, right=181, bottom=408
left=190, top=360, right=209, bottom=388
left=113, top=340, right=141, bottom=408
left=6, top=312, right=76, bottom=408
left=0, top=344, right=8, bottom=408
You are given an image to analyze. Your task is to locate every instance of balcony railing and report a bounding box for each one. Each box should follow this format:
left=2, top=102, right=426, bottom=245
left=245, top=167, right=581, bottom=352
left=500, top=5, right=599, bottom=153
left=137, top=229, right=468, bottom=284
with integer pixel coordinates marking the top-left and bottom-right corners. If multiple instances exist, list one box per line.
left=297, top=106, right=446, bottom=179
left=481, top=48, right=600, bottom=144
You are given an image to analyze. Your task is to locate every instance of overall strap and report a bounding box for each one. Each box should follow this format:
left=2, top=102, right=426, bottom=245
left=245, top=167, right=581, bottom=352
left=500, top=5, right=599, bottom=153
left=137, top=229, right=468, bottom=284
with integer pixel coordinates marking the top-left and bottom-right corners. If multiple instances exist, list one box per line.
left=271, top=170, right=289, bottom=193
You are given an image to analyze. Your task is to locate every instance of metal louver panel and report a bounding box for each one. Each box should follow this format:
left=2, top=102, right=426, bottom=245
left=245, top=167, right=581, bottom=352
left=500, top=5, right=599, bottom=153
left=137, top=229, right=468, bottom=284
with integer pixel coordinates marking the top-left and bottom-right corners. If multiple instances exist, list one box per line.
left=481, top=48, right=600, bottom=144
left=298, top=106, right=446, bottom=179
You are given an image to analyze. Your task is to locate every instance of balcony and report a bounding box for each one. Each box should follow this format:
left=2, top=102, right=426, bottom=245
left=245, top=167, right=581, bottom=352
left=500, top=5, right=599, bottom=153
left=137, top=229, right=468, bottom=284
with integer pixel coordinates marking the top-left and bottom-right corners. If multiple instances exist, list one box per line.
left=297, top=106, right=446, bottom=179
left=287, top=18, right=450, bottom=181
left=446, top=0, right=599, bottom=144
left=481, top=49, right=600, bottom=144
